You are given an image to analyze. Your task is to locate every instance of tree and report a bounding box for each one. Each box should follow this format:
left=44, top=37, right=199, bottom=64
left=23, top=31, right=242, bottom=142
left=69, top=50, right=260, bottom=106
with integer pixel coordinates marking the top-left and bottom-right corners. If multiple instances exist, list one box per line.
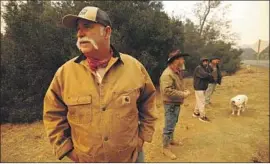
left=192, top=0, right=238, bottom=44
left=178, top=0, right=242, bottom=75
left=193, top=0, right=221, bottom=37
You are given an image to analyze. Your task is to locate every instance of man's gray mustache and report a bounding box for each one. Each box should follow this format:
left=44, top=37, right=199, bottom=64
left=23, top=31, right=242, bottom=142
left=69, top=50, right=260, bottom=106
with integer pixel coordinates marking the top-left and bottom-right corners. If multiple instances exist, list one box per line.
left=77, top=37, right=98, bottom=50
left=78, top=37, right=91, bottom=43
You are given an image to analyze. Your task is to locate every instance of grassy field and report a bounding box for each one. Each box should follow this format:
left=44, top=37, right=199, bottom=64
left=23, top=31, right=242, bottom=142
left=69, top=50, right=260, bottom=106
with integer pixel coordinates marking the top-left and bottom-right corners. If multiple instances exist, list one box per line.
left=1, top=66, right=269, bottom=162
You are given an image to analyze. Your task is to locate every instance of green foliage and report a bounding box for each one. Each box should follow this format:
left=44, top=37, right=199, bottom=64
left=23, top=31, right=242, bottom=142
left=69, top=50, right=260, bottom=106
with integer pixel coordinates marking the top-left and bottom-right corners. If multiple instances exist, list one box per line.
left=182, top=18, right=242, bottom=74
left=1, top=0, right=242, bottom=123
left=1, top=1, right=78, bottom=123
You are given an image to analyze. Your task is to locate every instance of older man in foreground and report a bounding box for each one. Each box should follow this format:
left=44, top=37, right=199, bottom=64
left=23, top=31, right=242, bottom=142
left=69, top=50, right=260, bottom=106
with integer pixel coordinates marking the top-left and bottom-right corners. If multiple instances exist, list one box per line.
left=43, top=6, right=157, bottom=162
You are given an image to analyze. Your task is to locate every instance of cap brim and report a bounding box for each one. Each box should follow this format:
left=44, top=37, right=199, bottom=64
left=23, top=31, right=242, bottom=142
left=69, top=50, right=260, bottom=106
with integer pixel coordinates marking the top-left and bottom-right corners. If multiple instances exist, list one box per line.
left=210, top=58, right=221, bottom=61
left=201, top=58, right=209, bottom=62
left=167, top=53, right=190, bottom=63
left=178, top=53, right=190, bottom=57
left=62, top=14, right=97, bottom=28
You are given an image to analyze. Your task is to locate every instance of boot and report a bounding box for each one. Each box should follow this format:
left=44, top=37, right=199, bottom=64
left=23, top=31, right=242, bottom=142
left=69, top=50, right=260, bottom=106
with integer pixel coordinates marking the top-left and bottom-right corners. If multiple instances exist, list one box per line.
left=170, top=140, right=183, bottom=146
left=163, top=146, right=177, bottom=160
left=170, top=134, right=183, bottom=146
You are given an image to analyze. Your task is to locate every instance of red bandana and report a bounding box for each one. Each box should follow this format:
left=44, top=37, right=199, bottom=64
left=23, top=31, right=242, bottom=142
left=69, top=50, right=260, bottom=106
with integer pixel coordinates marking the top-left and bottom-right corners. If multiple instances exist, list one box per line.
left=86, top=50, right=113, bottom=71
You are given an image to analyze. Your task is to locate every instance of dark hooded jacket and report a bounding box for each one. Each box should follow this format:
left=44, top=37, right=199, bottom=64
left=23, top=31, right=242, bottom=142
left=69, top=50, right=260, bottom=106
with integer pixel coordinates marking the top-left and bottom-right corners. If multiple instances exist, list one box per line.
left=208, top=64, right=222, bottom=85
left=193, top=59, right=213, bottom=90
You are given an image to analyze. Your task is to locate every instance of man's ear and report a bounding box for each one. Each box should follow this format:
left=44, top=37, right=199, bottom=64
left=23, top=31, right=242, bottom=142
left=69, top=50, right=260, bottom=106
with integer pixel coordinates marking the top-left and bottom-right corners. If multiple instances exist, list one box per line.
left=104, top=26, right=112, bottom=39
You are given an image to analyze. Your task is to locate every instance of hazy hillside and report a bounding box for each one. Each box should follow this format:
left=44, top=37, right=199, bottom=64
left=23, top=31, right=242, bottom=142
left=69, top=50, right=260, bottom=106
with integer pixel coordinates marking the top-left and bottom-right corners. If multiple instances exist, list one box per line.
left=241, top=40, right=269, bottom=60
left=249, top=40, right=269, bottom=53
left=240, top=48, right=257, bottom=60
left=259, top=46, right=269, bottom=60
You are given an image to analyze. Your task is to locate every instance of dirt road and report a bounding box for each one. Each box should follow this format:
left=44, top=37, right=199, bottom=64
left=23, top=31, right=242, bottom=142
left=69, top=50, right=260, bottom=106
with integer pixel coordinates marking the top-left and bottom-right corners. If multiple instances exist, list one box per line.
left=1, top=66, right=269, bottom=162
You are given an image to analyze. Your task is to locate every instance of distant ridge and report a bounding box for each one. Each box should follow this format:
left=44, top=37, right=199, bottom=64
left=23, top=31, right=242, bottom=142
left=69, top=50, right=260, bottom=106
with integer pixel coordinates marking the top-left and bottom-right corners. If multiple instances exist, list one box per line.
left=241, top=40, right=269, bottom=53
left=240, top=48, right=257, bottom=60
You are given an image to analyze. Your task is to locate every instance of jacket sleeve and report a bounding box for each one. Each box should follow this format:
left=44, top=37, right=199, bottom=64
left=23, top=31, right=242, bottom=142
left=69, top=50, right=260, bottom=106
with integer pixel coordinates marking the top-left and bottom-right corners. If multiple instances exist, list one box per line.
left=137, top=64, right=157, bottom=143
left=217, top=65, right=223, bottom=85
left=195, top=66, right=211, bottom=79
left=160, top=74, right=186, bottom=99
left=43, top=68, right=73, bottom=160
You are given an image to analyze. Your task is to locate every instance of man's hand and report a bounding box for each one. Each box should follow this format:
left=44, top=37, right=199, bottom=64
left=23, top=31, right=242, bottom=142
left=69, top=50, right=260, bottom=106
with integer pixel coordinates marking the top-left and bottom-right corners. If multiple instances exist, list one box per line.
left=185, top=89, right=191, bottom=95
left=138, top=137, right=144, bottom=152
left=66, top=149, right=79, bottom=162
left=183, top=89, right=191, bottom=98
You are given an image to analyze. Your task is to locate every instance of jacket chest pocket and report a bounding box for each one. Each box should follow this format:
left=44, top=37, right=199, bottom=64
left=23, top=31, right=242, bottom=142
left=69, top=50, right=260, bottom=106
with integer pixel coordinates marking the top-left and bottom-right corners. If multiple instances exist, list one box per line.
left=66, top=95, right=92, bottom=125
left=113, top=88, right=140, bottom=110
left=113, top=88, right=139, bottom=127
left=110, top=89, right=139, bottom=148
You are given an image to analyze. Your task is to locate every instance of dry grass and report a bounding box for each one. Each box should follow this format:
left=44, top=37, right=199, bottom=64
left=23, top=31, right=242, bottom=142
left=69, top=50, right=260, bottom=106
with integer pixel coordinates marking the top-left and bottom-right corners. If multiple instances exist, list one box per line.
left=1, top=66, right=269, bottom=162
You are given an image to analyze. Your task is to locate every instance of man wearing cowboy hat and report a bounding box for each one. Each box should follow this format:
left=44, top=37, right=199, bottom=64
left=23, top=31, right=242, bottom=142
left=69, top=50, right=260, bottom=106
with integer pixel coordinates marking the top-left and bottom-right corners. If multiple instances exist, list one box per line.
left=205, top=56, right=222, bottom=105
left=192, top=57, right=213, bottom=122
left=159, top=49, right=191, bottom=160
left=43, top=6, right=157, bottom=162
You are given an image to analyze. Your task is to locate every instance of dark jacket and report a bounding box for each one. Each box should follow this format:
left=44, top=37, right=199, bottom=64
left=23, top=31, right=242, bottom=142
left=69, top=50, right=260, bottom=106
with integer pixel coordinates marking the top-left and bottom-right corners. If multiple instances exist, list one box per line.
left=208, top=64, right=222, bottom=85
left=193, top=63, right=212, bottom=91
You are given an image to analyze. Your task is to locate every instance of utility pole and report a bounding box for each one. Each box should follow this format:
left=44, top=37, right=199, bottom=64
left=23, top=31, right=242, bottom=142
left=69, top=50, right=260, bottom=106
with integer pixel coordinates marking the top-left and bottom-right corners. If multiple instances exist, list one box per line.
left=257, top=39, right=261, bottom=59
left=256, top=39, right=261, bottom=73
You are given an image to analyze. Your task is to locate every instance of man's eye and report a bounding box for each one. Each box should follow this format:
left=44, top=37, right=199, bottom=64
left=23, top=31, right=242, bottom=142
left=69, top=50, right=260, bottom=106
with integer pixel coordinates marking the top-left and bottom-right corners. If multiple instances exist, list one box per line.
left=76, top=23, right=94, bottom=31
left=84, top=24, right=93, bottom=28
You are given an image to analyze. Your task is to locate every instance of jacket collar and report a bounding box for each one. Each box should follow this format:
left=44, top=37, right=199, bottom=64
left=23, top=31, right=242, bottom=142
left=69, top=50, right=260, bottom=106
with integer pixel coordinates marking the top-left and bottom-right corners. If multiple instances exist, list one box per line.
left=74, top=44, right=123, bottom=64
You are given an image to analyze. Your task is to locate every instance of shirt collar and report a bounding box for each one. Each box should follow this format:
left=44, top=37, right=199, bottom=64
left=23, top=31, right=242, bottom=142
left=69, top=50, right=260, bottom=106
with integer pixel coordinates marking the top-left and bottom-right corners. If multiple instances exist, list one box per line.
left=74, top=44, right=123, bottom=64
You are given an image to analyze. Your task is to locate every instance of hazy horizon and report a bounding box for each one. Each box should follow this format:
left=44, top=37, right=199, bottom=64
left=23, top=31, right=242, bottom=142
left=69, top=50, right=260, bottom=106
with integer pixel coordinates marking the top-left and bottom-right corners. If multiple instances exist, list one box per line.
left=163, top=1, right=269, bottom=47
left=1, top=1, right=269, bottom=47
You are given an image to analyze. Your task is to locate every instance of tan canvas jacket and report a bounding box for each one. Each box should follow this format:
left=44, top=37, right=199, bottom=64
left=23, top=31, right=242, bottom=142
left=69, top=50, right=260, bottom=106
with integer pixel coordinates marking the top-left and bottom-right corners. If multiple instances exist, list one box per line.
left=160, top=67, right=186, bottom=104
left=43, top=46, right=157, bottom=162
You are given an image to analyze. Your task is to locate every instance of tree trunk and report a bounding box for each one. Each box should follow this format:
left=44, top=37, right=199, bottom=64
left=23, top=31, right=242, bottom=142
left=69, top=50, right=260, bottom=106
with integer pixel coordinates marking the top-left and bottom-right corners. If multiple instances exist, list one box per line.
left=199, top=0, right=211, bottom=36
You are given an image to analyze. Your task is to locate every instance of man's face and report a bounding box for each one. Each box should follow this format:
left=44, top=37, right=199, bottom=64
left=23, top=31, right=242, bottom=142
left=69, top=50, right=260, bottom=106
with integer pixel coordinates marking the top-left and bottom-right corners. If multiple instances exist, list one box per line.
left=76, top=19, right=107, bottom=55
left=212, top=59, right=219, bottom=64
left=174, top=57, right=185, bottom=68
left=177, top=57, right=185, bottom=67
left=202, top=60, right=208, bottom=66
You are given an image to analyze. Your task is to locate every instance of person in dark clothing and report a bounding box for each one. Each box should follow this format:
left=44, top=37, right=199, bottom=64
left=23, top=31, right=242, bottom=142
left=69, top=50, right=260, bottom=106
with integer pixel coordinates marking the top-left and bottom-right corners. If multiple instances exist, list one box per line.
left=205, top=56, right=222, bottom=105
left=192, top=57, right=213, bottom=122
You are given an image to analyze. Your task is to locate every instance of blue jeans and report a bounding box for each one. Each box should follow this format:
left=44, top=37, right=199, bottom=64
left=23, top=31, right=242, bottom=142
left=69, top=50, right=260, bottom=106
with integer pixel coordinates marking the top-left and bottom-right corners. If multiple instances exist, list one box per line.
left=205, top=83, right=217, bottom=104
left=135, top=151, right=144, bottom=163
left=163, top=103, right=180, bottom=147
